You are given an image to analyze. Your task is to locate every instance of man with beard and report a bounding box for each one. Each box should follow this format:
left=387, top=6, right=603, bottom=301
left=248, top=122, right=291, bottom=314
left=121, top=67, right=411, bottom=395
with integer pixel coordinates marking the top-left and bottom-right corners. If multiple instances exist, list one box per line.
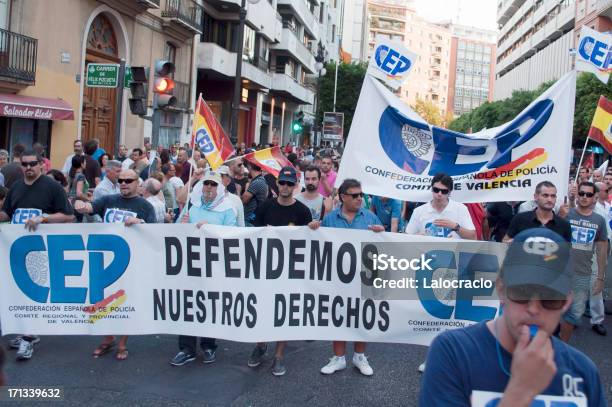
left=247, top=166, right=312, bottom=376
left=295, top=165, right=332, bottom=221
left=61, top=139, right=84, bottom=176
left=318, top=156, right=337, bottom=198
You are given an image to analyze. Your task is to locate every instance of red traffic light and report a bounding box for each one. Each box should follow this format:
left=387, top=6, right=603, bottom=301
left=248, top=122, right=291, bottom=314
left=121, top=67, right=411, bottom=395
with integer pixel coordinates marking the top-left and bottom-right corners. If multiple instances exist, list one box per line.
left=154, top=77, right=174, bottom=93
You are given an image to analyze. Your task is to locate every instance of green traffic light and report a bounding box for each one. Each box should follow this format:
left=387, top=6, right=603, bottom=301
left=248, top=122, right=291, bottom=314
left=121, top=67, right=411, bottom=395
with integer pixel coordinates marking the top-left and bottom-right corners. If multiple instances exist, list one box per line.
left=292, top=122, right=302, bottom=132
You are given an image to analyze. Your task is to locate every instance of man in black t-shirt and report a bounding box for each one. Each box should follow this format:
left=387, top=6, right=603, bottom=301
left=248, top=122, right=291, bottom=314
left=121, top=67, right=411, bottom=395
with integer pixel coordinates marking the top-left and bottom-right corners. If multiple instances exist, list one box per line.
left=83, top=139, right=101, bottom=187
left=0, top=150, right=74, bottom=361
left=248, top=166, right=312, bottom=376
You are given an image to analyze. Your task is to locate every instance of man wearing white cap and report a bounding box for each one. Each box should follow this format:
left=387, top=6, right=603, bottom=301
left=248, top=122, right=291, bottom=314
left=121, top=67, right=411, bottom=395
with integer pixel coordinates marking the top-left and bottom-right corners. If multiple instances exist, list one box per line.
left=170, top=169, right=237, bottom=366
left=218, top=165, right=245, bottom=227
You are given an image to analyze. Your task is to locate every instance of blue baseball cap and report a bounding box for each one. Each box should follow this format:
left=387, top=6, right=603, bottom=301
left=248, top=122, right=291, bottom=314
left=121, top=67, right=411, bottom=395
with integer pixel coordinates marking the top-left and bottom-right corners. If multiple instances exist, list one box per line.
left=277, top=166, right=297, bottom=183
left=501, top=228, right=573, bottom=296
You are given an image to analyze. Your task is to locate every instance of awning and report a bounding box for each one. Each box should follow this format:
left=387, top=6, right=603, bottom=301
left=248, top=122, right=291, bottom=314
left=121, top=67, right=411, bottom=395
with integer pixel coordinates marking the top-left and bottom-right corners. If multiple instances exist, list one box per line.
left=0, top=94, right=74, bottom=121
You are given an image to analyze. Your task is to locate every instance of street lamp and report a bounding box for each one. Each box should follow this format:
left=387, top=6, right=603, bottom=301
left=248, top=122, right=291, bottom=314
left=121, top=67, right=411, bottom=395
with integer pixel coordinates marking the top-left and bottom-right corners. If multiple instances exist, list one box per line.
left=314, top=41, right=327, bottom=147
left=230, top=0, right=260, bottom=146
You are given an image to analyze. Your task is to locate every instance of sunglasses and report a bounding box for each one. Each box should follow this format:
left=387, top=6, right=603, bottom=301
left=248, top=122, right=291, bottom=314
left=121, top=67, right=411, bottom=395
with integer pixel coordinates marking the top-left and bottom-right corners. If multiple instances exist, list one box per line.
left=343, top=192, right=364, bottom=199
left=578, top=191, right=595, bottom=197
left=203, top=180, right=218, bottom=187
left=21, top=160, right=39, bottom=168
left=432, top=186, right=450, bottom=194
left=506, top=286, right=567, bottom=311
left=118, top=178, right=137, bottom=184
left=278, top=180, right=295, bottom=187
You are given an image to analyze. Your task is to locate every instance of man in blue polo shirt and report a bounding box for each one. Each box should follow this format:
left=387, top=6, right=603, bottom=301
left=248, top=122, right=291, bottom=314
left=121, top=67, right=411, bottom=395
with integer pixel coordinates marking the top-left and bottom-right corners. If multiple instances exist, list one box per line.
left=309, top=178, right=384, bottom=376
left=419, top=228, right=606, bottom=406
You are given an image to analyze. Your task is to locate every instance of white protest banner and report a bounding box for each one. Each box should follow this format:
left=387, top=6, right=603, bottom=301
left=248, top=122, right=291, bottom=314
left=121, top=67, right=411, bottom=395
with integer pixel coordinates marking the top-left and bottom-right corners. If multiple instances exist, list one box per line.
left=366, top=39, right=417, bottom=90
left=576, top=26, right=612, bottom=84
left=471, top=390, right=586, bottom=407
left=0, top=224, right=503, bottom=346
left=337, top=71, right=575, bottom=203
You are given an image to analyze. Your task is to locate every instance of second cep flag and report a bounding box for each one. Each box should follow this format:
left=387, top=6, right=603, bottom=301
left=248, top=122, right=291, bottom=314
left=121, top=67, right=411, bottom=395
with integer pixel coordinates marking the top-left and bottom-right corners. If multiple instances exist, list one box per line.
left=366, top=39, right=417, bottom=90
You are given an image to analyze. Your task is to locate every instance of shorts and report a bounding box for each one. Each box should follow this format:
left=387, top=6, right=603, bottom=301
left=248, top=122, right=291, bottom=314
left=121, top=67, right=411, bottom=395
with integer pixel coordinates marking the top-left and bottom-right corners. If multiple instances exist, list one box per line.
left=563, top=275, right=591, bottom=327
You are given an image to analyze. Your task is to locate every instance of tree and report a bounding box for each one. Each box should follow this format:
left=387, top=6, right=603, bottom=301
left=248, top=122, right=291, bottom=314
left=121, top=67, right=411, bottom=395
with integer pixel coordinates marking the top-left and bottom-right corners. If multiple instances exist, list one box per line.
left=413, top=98, right=444, bottom=126
left=448, top=73, right=612, bottom=148
left=316, top=62, right=368, bottom=140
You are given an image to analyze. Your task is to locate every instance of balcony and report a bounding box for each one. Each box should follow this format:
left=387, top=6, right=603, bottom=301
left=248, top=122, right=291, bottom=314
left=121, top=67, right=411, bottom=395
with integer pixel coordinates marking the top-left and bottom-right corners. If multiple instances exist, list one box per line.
left=162, top=0, right=203, bottom=34
left=497, top=0, right=526, bottom=26
left=0, top=29, right=37, bottom=89
left=272, top=28, right=316, bottom=73
left=270, top=72, right=314, bottom=105
left=173, top=80, right=190, bottom=110
left=98, top=0, right=159, bottom=14
left=277, top=0, right=319, bottom=39
left=197, top=42, right=272, bottom=89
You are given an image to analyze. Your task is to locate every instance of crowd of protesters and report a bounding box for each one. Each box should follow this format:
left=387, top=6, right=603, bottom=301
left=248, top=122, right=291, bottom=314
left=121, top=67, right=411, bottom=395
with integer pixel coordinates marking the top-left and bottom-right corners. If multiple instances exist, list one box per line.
left=0, top=138, right=609, bottom=405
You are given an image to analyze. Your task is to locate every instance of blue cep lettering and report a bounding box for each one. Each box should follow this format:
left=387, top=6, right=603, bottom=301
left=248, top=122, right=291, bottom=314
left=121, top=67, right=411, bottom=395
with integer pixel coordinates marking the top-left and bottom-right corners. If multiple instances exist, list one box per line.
left=578, top=35, right=612, bottom=70
left=9, top=234, right=130, bottom=304
left=374, top=45, right=412, bottom=76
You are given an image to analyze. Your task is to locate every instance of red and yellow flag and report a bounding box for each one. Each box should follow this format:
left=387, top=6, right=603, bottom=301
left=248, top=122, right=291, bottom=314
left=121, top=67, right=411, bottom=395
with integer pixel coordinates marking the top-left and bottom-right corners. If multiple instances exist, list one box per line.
left=243, top=146, right=293, bottom=177
left=191, top=94, right=235, bottom=170
left=588, top=95, right=612, bottom=154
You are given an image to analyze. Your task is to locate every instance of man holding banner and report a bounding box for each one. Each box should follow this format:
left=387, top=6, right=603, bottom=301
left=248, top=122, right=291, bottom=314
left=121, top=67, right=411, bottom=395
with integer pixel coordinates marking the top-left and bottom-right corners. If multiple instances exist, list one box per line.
left=310, top=178, right=384, bottom=376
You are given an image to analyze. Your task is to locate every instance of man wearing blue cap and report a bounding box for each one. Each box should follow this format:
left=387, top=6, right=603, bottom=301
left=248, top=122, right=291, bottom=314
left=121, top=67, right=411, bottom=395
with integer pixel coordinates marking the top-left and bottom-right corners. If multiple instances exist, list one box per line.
left=419, top=228, right=606, bottom=406
left=247, top=166, right=312, bottom=376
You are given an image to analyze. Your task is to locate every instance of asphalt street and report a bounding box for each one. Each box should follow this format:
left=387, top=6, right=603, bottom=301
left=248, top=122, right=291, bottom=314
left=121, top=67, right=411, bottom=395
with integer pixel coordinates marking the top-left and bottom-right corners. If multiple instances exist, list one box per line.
left=2, top=316, right=612, bottom=406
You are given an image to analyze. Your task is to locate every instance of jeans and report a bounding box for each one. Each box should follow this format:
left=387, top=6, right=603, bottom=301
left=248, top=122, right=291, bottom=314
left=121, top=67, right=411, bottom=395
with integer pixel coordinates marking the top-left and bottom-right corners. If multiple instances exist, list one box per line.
left=563, top=275, right=591, bottom=327
left=178, top=336, right=217, bottom=355
left=590, top=253, right=605, bottom=325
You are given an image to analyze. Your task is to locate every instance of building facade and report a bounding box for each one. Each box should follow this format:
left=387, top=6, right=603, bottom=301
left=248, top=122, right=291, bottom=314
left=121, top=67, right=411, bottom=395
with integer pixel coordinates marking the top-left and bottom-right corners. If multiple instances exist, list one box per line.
left=441, top=23, right=497, bottom=117
left=574, top=0, right=612, bottom=41
left=494, top=0, right=575, bottom=100
left=0, top=0, right=201, bottom=167
left=341, top=0, right=368, bottom=62
left=197, top=0, right=343, bottom=147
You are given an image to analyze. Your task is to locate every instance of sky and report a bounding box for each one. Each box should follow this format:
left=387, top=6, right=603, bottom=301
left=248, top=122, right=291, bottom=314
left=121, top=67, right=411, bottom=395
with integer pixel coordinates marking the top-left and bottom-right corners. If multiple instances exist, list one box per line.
left=413, top=0, right=498, bottom=31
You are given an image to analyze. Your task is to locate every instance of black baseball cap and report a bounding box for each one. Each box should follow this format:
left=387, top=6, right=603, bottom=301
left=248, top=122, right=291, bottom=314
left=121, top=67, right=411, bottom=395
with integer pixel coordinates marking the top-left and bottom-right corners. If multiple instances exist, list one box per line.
left=278, top=166, right=297, bottom=183
left=501, top=228, right=573, bottom=297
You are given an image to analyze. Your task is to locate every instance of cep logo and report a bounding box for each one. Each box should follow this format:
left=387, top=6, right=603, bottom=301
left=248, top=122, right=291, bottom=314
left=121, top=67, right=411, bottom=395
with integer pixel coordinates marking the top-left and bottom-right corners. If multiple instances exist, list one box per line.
left=578, top=35, right=612, bottom=71
left=10, top=234, right=130, bottom=304
left=11, top=208, right=42, bottom=224
left=523, top=237, right=559, bottom=258
left=374, top=45, right=412, bottom=77
left=195, top=127, right=215, bottom=153
left=104, top=209, right=137, bottom=224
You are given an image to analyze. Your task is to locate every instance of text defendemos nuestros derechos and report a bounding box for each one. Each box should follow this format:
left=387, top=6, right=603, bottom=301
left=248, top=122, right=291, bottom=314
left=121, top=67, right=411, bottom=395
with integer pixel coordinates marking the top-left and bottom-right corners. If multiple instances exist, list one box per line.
left=369, top=252, right=495, bottom=290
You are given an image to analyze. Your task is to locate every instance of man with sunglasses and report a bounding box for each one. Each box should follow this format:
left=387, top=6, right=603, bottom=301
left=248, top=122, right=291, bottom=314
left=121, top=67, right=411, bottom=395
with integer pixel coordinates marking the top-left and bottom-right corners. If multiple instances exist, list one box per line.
left=559, top=182, right=608, bottom=342
left=0, top=150, right=74, bottom=361
left=405, top=173, right=476, bottom=239
left=309, top=178, right=384, bottom=376
left=504, top=181, right=572, bottom=243
left=420, top=228, right=606, bottom=406
left=247, top=166, right=312, bottom=376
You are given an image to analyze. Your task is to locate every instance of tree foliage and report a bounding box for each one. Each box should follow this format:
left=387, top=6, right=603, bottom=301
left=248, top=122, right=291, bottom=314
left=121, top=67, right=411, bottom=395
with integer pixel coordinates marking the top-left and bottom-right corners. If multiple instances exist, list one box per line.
left=317, top=62, right=368, bottom=139
left=414, top=98, right=444, bottom=127
left=449, top=73, right=612, bottom=147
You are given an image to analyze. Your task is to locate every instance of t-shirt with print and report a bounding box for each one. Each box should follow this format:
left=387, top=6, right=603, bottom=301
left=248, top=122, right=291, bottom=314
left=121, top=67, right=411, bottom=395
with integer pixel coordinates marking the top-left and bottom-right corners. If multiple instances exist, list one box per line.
left=405, top=199, right=474, bottom=238
left=296, top=194, right=325, bottom=221
left=419, top=321, right=606, bottom=407
left=254, top=198, right=312, bottom=227
left=2, top=175, right=73, bottom=224
left=244, top=175, right=268, bottom=223
left=91, top=194, right=156, bottom=224
left=567, top=208, right=607, bottom=276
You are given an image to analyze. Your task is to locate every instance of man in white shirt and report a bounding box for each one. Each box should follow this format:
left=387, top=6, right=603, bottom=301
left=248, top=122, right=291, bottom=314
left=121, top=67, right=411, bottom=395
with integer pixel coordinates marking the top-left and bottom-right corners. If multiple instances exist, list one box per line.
left=93, top=160, right=121, bottom=200
left=218, top=165, right=245, bottom=227
left=142, top=178, right=167, bottom=223
left=61, top=140, right=83, bottom=176
left=592, top=181, right=610, bottom=335
left=405, top=173, right=476, bottom=239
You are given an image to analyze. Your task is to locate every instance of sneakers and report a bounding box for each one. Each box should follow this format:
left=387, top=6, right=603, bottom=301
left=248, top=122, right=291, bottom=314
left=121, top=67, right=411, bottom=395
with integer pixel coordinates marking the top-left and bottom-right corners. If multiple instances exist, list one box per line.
left=9, top=335, right=40, bottom=349
left=320, top=355, right=347, bottom=375
left=202, top=348, right=216, bottom=364
left=247, top=344, right=267, bottom=367
left=271, top=357, right=287, bottom=376
left=352, top=353, right=373, bottom=376
left=170, top=351, right=196, bottom=366
left=418, top=362, right=426, bottom=373
left=592, top=324, right=607, bottom=336
left=16, top=339, right=34, bottom=361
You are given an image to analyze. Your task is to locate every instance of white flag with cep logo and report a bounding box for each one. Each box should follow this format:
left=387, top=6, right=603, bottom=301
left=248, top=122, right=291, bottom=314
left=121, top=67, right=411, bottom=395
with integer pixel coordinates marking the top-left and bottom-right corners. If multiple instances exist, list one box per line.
left=367, top=39, right=417, bottom=90
left=576, top=26, right=612, bottom=84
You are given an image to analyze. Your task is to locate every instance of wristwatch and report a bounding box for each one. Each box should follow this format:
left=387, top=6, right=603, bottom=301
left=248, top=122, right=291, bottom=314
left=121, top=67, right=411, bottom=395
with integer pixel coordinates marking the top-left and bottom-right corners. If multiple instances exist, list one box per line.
left=452, top=223, right=460, bottom=232
left=41, top=213, right=50, bottom=224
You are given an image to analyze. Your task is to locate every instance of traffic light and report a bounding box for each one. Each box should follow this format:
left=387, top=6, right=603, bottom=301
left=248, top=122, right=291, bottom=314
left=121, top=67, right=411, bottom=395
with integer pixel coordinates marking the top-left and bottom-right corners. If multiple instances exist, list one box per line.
left=153, top=59, right=176, bottom=108
left=128, top=66, right=148, bottom=116
left=292, top=111, right=305, bottom=134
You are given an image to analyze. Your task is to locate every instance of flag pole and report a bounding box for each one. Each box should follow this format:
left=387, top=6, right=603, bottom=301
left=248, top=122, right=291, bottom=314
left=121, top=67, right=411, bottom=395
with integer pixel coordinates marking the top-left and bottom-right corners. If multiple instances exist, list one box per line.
left=178, top=93, right=203, bottom=218
left=575, top=136, right=590, bottom=184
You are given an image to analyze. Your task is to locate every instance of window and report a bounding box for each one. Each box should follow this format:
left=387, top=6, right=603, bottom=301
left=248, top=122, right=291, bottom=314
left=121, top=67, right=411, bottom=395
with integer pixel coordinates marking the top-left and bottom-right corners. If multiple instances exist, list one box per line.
left=332, top=25, right=336, bottom=43
left=320, top=3, right=325, bottom=23
left=242, top=25, right=256, bottom=63
left=0, top=0, right=9, bottom=30
left=164, top=42, right=177, bottom=78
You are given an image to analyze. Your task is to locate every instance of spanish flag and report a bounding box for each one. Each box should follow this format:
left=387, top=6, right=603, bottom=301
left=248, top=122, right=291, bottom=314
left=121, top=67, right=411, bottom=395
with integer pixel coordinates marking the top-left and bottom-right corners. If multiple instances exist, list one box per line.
left=191, top=94, right=235, bottom=170
left=588, top=95, right=612, bottom=154
left=243, top=146, right=293, bottom=177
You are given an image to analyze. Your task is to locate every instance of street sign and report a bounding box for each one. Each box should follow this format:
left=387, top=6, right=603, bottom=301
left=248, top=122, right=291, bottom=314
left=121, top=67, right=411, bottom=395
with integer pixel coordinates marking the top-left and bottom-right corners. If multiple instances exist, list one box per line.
left=124, top=67, right=133, bottom=89
left=86, top=63, right=119, bottom=88
left=322, top=112, right=344, bottom=141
